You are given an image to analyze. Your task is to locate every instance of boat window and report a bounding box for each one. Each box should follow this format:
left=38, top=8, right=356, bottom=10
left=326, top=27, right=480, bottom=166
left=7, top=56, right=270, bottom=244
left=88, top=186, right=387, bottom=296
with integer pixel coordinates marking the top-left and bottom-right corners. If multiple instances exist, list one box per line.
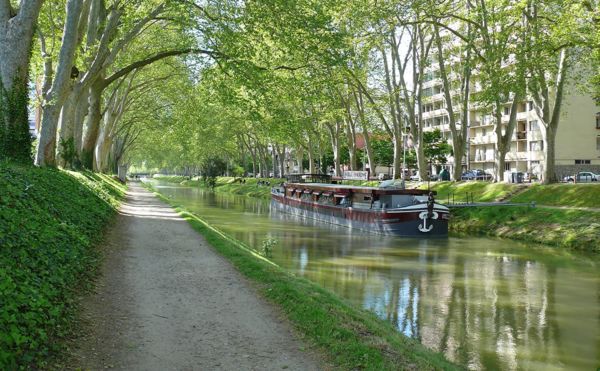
left=318, top=195, right=332, bottom=204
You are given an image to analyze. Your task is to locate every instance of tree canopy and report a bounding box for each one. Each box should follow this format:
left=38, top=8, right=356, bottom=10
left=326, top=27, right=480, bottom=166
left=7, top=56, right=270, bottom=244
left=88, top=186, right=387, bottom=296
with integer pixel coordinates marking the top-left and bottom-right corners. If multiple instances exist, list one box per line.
left=0, top=0, right=597, bottom=183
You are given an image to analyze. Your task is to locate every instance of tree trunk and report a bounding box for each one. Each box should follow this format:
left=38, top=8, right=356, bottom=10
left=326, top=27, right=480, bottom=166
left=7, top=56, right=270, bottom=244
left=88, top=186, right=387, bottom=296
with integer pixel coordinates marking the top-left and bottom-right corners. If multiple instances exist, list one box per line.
left=305, top=136, right=316, bottom=174
left=94, top=105, right=115, bottom=172
left=362, top=128, right=375, bottom=175
left=392, top=131, right=402, bottom=179
left=73, top=87, right=89, bottom=155
left=81, top=78, right=104, bottom=168
left=277, top=144, right=286, bottom=177
left=307, top=148, right=315, bottom=174
left=35, top=0, right=83, bottom=166
left=392, top=138, right=402, bottom=179
left=353, top=88, right=375, bottom=175
left=345, top=118, right=357, bottom=170
left=494, top=95, right=520, bottom=182
left=543, top=125, right=557, bottom=184
left=433, top=23, right=471, bottom=181
left=0, top=0, right=43, bottom=162
left=452, top=144, right=465, bottom=181
left=256, top=144, right=268, bottom=177
left=415, top=139, right=428, bottom=181
left=295, top=146, right=304, bottom=173
left=57, top=87, right=77, bottom=167
left=325, top=122, right=341, bottom=177
left=494, top=106, right=507, bottom=182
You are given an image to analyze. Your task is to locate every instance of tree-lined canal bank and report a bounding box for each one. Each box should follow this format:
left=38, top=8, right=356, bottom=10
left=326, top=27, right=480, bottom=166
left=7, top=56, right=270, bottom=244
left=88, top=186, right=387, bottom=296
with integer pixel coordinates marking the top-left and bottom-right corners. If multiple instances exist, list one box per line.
left=149, top=180, right=600, bottom=370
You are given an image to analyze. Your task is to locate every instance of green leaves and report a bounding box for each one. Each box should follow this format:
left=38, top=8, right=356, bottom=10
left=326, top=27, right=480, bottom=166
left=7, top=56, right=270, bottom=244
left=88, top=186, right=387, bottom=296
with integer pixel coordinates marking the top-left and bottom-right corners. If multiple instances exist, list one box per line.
left=0, top=163, right=124, bottom=367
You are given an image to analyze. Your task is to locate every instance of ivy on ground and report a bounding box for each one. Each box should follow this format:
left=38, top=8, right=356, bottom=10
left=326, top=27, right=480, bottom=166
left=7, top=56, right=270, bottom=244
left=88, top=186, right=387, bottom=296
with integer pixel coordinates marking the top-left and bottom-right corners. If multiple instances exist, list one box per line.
left=0, top=162, right=125, bottom=368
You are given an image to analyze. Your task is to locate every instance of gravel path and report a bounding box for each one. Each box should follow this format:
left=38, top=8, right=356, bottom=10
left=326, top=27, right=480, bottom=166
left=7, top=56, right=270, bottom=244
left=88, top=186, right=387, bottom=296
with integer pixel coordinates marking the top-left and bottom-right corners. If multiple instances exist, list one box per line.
left=70, top=183, right=322, bottom=371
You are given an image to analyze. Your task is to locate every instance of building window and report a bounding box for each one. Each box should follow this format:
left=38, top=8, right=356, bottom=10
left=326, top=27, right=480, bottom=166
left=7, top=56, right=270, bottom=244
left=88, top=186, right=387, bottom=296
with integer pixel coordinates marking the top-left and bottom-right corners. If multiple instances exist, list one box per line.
left=529, top=141, right=543, bottom=151
left=575, top=159, right=591, bottom=164
left=482, top=128, right=487, bottom=136
left=529, top=120, right=539, bottom=132
left=596, top=112, right=600, bottom=129
left=528, top=101, right=534, bottom=111
left=504, top=107, right=510, bottom=115
left=505, top=163, right=511, bottom=171
left=597, top=137, right=600, bottom=151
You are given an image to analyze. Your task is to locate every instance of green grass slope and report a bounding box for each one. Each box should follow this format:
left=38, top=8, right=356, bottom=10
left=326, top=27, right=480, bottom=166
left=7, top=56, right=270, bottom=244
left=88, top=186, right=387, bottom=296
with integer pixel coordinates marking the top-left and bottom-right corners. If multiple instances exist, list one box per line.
left=512, top=183, right=600, bottom=208
left=422, top=181, right=517, bottom=203
left=0, top=163, right=125, bottom=368
left=450, top=206, right=600, bottom=252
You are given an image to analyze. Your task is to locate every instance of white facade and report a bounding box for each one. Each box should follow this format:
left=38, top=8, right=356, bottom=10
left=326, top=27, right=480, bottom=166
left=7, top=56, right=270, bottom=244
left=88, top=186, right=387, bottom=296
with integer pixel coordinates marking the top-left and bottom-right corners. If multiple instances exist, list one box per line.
left=421, top=55, right=600, bottom=180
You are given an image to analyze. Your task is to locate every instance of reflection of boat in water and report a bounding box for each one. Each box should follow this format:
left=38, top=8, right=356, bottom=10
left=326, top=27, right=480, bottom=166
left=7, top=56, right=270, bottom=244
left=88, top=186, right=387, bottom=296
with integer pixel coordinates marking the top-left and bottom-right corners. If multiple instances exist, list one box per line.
left=271, top=175, right=449, bottom=237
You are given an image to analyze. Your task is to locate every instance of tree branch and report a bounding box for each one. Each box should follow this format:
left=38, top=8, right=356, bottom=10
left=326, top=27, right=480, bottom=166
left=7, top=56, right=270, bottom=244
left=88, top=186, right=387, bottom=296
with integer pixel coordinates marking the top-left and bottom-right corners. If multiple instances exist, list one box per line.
left=185, top=0, right=219, bottom=21
left=16, top=0, right=43, bottom=25
left=272, top=64, right=310, bottom=71
left=102, top=48, right=219, bottom=88
left=103, top=3, right=166, bottom=69
left=0, top=0, right=12, bottom=23
left=405, top=19, right=486, bottom=62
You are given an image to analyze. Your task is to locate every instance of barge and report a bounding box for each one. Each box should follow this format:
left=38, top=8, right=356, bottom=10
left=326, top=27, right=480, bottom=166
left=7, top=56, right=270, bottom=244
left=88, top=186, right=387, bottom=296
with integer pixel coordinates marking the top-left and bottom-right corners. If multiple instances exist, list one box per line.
left=270, top=175, right=449, bottom=237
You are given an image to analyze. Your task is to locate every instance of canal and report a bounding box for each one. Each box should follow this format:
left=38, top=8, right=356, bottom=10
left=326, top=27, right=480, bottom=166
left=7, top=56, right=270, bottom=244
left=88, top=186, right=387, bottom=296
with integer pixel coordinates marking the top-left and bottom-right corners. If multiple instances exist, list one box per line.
left=151, top=182, right=600, bottom=370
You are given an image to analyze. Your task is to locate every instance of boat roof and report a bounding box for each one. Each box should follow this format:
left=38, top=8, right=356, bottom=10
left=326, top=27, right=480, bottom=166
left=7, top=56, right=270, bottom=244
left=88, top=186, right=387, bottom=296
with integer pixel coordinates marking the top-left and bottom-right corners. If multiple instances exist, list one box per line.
left=285, top=182, right=435, bottom=195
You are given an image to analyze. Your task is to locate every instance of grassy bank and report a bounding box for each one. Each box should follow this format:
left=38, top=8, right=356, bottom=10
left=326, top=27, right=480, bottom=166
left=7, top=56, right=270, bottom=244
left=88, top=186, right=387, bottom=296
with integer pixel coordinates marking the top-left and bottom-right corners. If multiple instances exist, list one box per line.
left=143, top=183, right=458, bottom=370
left=512, top=183, right=600, bottom=208
left=0, top=163, right=125, bottom=368
left=450, top=206, right=600, bottom=252
left=153, top=174, right=286, bottom=199
left=424, top=181, right=600, bottom=208
left=421, top=181, right=519, bottom=203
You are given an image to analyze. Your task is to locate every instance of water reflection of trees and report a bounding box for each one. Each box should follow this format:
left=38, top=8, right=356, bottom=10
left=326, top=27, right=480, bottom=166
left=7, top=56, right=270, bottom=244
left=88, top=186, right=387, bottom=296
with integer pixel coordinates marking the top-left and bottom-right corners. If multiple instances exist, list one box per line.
left=164, top=185, right=599, bottom=370
left=280, top=239, right=599, bottom=370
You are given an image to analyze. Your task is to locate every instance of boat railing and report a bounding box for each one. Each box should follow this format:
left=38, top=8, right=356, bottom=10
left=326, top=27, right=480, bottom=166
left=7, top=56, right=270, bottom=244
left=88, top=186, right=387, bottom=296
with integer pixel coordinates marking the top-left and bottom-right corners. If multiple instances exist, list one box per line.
left=444, top=191, right=535, bottom=208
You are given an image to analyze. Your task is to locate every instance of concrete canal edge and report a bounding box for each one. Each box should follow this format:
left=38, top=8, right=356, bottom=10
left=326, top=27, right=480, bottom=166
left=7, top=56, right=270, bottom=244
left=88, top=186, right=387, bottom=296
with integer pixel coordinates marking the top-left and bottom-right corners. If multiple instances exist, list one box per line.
left=142, top=182, right=460, bottom=370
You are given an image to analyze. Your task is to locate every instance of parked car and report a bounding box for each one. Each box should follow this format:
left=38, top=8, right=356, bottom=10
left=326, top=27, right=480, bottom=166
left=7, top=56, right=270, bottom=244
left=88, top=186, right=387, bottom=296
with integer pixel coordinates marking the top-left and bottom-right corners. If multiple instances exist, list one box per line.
left=563, top=172, right=599, bottom=183
left=409, top=173, right=438, bottom=181
left=461, top=169, right=493, bottom=181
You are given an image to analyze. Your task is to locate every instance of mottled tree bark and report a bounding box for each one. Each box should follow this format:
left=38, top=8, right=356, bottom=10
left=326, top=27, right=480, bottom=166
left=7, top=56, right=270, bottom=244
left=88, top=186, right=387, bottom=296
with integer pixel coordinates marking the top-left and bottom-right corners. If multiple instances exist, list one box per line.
left=0, top=0, right=44, bottom=162
left=35, top=0, right=84, bottom=166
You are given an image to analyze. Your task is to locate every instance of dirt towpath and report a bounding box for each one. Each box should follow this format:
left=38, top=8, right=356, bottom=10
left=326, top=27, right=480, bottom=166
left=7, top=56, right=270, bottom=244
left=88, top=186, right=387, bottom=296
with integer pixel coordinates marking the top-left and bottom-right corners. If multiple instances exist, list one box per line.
left=71, top=183, right=322, bottom=371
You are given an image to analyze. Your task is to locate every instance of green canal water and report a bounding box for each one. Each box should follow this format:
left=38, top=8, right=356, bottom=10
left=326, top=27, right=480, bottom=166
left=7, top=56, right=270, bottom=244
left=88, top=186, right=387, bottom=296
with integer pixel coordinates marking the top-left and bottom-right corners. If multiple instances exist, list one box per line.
left=152, top=182, right=600, bottom=370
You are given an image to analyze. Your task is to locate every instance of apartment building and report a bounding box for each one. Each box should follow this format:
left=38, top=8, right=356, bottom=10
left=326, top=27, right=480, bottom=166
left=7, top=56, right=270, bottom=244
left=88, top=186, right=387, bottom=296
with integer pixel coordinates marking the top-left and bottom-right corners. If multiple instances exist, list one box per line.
left=421, top=64, right=600, bottom=181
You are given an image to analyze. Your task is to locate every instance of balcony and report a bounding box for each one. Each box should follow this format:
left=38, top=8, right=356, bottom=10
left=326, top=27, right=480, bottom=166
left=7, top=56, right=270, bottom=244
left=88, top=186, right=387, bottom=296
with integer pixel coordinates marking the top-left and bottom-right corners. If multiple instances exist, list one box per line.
left=472, top=156, right=494, bottom=163
left=471, top=135, right=496, bottom=145
left=422, top=78, right=442, bottom=89
left=514, top=131, right=527, bottom=140
left=506, top=152, right=528, bottom=161
left=529, top=131, right=543, bottom=141
left=422, top=108, right=448, bottom=120
left=529, top=151, right=544, bottom=161
left=428, top=92, right=445, bottom=102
